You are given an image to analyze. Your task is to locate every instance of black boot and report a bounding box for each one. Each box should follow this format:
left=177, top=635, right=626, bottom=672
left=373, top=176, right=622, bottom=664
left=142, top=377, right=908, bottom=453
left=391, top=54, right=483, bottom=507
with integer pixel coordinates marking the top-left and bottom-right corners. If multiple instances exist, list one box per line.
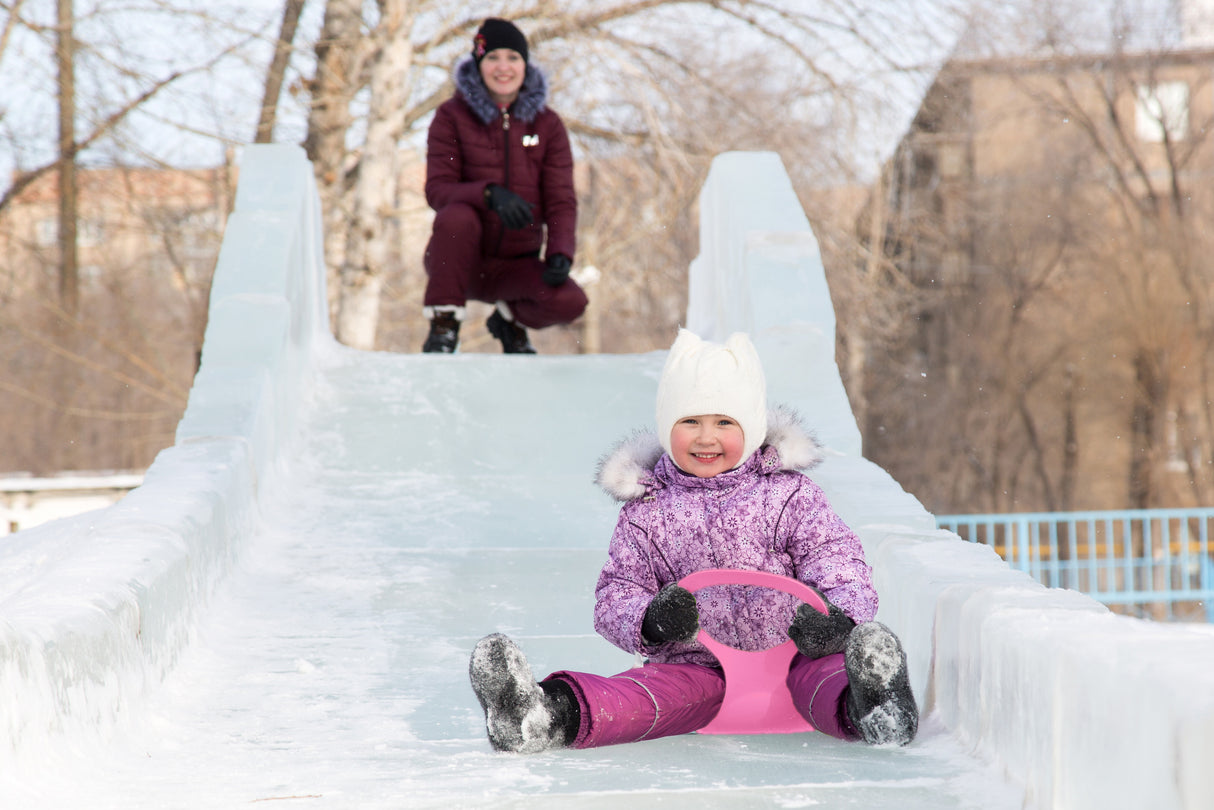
left=486, top=309, right=536, bottom=354
left=469, top=633, right=578, bottom=753
left=422, top=310, right=461, bottom=353
left=843, top=622, right=918, bottom=746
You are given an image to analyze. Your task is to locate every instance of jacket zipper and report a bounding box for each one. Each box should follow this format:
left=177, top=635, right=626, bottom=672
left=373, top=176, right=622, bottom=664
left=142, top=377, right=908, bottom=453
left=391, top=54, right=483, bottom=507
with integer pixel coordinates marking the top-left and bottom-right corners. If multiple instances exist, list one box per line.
left=495, top=105, right=511, bottom=255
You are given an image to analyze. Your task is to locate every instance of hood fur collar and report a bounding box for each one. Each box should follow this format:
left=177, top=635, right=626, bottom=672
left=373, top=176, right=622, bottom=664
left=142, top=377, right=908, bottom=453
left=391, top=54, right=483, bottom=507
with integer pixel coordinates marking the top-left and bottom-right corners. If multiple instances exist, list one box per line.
left=454, top=55, right=549, bottom=125
left=595, top=405, right=824, bottom=502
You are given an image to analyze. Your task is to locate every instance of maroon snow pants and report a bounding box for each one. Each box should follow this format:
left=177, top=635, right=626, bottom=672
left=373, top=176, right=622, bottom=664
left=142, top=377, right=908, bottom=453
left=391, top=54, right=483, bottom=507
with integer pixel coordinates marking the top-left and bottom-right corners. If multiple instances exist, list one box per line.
left=423, top=203, right=588, bottom=329
left=544, top=652, right=858, bottom=749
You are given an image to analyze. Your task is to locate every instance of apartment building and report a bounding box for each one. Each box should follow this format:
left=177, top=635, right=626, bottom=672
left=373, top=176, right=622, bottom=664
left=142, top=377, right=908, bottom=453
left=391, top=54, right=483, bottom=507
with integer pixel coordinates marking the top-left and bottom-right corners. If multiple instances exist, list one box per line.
left=856, top=8, right=1214, bottom=511
left=1, top=164, right=234, bottom=296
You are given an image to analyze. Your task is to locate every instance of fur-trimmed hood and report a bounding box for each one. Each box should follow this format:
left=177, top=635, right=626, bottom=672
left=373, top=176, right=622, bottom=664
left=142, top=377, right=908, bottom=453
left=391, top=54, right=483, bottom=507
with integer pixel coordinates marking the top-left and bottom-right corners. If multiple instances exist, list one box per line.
left=595, top=404, right=824, bottom=502
left=454, top=55, right=549, bottom=125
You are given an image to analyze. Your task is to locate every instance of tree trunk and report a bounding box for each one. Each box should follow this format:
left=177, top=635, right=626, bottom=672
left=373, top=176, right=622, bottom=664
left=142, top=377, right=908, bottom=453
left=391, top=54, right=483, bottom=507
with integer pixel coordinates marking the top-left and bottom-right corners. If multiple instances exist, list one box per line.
left=1128, top=351, right=1164, bottom=509
left=1060, top=364, right=1078, bottom=512
left=255, top=0, right=306, bottom=143
left=304, top=0, right=364, bottom=329
left=57, top=0, right=77, bottom=314
left=334, top=0, right=413, bottom=349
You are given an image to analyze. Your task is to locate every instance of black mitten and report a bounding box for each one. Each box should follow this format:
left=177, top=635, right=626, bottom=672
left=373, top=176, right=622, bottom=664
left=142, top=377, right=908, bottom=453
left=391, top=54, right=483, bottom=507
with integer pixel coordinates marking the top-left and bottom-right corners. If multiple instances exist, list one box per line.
left=788, top=592, right=856, bottom=659
left=641, top=584, right=699, bottom=644
left=542, top=254, right=571, bottom=287
left=484, top=184, right=534, bottom=229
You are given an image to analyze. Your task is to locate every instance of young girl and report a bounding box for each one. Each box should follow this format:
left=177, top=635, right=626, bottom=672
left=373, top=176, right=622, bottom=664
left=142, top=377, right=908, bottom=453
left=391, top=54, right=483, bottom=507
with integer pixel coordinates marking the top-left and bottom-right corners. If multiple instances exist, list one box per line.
left=469, top=330, right=918, bottom=752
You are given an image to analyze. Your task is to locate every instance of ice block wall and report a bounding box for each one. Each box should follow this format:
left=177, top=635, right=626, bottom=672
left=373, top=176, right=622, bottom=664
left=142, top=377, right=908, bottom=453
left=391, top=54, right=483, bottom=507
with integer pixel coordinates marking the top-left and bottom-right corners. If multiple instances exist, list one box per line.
left=0, top=144, right=332, bottom=764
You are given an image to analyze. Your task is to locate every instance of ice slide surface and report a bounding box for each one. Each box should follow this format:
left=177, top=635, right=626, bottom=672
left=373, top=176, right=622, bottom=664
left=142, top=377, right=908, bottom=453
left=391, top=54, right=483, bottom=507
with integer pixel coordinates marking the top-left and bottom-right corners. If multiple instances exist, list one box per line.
left=3, top=146, right=1211, bottom=809
left=27, top=349, right=1018, bottom=808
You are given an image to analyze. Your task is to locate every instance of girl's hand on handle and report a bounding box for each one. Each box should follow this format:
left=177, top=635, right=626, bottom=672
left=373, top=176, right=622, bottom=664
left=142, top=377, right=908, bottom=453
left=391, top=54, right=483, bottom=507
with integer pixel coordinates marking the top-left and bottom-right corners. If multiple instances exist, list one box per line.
left=641, top=584, right=700, bottom=644
left=788, top=590, right=856, bottom=659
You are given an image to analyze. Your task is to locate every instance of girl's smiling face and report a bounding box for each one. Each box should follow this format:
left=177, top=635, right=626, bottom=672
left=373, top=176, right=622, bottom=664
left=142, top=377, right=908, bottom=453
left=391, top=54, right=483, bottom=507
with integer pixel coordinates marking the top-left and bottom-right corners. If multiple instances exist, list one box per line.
left=669, top=414, right=746, bottom=478
left=479, top=48, right=525, bottom=105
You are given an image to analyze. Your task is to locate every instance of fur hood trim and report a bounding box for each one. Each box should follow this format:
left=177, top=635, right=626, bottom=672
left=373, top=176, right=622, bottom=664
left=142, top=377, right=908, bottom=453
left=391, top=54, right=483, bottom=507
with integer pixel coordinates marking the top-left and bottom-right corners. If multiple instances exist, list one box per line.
left=595, top=404, right=824, bottom=502
left=454, top=55, right=548, bottom=125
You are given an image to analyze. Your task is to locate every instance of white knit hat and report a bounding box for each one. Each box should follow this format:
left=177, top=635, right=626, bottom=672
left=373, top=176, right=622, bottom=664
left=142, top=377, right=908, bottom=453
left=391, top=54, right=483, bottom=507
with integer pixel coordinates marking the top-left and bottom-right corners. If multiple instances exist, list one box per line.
left=655, top=329, right=768, bottom=469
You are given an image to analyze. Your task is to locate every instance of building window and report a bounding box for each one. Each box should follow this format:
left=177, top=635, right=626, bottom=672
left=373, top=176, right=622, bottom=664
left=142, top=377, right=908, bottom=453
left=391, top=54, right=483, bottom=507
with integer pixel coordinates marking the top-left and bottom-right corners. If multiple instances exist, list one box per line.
left=1135, top=81, right=1189, bottom=142
left=937, top=142, right=965, bottom=178
left=33, top=217, right=105, bottom=247
left=35, top=218, right=57, bottom=247
left=78, top=218, right=105, bottom=247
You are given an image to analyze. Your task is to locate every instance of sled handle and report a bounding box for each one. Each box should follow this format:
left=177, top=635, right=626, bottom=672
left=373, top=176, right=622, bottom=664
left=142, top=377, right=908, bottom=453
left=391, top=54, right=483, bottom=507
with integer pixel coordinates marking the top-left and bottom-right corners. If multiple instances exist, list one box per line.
left=678, top=568, right=827, bottom=615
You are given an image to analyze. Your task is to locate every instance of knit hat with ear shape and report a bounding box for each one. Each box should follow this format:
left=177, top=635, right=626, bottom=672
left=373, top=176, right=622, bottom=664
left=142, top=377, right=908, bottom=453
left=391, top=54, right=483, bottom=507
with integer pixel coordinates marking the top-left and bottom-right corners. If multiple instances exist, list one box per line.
left=655, top=329, right=768, bottom=470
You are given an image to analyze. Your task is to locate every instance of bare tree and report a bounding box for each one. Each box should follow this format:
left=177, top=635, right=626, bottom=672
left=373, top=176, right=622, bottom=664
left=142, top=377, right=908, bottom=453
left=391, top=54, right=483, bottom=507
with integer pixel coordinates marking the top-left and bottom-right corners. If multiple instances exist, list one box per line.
left=0, top=165, right=231, bottom=473
left=1, top=0, right=268, bottom=216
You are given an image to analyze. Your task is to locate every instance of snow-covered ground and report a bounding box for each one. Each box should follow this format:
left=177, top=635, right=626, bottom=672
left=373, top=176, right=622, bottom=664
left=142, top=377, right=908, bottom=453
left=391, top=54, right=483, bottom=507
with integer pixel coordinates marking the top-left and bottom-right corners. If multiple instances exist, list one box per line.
left=0, top=146, right=1211, bottom=809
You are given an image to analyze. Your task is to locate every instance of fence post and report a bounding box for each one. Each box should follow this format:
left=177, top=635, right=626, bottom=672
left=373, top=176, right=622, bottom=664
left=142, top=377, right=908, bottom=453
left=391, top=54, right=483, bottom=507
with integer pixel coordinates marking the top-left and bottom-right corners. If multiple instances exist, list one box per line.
left=1016, top=517, right=1032, bottom=579
left=1204, top=554, right=1214, bottom=625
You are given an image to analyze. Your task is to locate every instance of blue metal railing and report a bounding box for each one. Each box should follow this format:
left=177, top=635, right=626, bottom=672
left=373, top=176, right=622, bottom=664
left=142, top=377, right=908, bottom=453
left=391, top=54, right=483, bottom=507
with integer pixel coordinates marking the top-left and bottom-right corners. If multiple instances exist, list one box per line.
left=936, top=507, right=1214, bottom=622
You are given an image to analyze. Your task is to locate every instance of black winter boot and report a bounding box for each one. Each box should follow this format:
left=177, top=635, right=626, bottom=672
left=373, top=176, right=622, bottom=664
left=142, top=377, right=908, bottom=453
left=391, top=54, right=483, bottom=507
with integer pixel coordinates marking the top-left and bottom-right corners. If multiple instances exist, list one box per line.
left=486, top=309, right=536, bottom=354
left=469, top=633, right=578, bottom=753
left=843, top=622, right=918, bottom=746
left=422, top=310, right=460, bottom=353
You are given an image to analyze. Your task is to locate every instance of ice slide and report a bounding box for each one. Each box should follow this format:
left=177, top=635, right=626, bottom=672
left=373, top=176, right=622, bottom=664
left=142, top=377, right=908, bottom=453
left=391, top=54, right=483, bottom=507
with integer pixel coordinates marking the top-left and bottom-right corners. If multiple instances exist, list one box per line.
left=1, top=145, right=1211, bottom=809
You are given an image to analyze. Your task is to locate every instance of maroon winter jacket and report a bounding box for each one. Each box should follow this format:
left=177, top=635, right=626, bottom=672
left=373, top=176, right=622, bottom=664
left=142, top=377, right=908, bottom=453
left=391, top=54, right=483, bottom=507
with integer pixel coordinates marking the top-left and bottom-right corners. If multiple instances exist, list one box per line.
left=425, top=57, right=577, bottom=262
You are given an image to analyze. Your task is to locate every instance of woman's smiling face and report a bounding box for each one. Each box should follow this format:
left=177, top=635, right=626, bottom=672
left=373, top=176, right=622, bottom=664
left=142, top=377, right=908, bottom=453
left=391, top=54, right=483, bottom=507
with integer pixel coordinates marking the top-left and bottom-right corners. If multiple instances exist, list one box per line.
left=479, top=48, right=525, bottom=104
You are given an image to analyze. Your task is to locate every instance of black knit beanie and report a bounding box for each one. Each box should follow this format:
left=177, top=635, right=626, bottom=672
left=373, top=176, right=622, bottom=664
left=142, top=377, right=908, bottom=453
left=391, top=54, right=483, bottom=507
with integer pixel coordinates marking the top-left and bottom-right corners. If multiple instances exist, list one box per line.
left=473, top=18, right=529, bottom=64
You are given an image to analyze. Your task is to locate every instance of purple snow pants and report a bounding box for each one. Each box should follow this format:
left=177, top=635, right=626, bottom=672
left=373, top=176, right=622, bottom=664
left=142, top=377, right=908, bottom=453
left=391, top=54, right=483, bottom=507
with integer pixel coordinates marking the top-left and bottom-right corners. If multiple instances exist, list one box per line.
left=423, top=203, right=588, bottom=329
left=545, top=653, right=858, bottom=749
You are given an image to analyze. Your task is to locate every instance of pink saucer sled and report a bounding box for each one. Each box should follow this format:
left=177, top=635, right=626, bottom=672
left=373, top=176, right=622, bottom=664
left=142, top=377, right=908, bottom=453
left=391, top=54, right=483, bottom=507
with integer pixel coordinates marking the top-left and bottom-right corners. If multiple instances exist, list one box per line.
left=678, top=568, right=827, bottom=735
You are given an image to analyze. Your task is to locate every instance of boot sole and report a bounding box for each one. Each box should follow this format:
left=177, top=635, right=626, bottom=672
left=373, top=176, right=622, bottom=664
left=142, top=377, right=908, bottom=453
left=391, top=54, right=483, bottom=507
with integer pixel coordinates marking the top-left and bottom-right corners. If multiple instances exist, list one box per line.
left=469, top=633, right=556, bottom=753
left=844, top=623, right=918, bottom=746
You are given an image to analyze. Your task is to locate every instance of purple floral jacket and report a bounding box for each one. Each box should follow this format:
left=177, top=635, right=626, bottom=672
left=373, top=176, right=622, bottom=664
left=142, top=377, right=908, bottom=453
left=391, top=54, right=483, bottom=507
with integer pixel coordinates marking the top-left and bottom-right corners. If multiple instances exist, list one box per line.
left=593, top=406, right=877, bottom=667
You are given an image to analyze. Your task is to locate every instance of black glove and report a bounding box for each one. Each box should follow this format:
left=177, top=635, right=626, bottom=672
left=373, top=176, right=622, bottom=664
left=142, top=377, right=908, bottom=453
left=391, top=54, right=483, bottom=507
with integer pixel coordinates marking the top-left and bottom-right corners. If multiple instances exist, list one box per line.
left=542, top=254, right=571, bottom=287
left=641, top=584, right=699, bottom=644
left=788, top=591, right=856, bottom=659
left=484, top=184, right=534, bottom=230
